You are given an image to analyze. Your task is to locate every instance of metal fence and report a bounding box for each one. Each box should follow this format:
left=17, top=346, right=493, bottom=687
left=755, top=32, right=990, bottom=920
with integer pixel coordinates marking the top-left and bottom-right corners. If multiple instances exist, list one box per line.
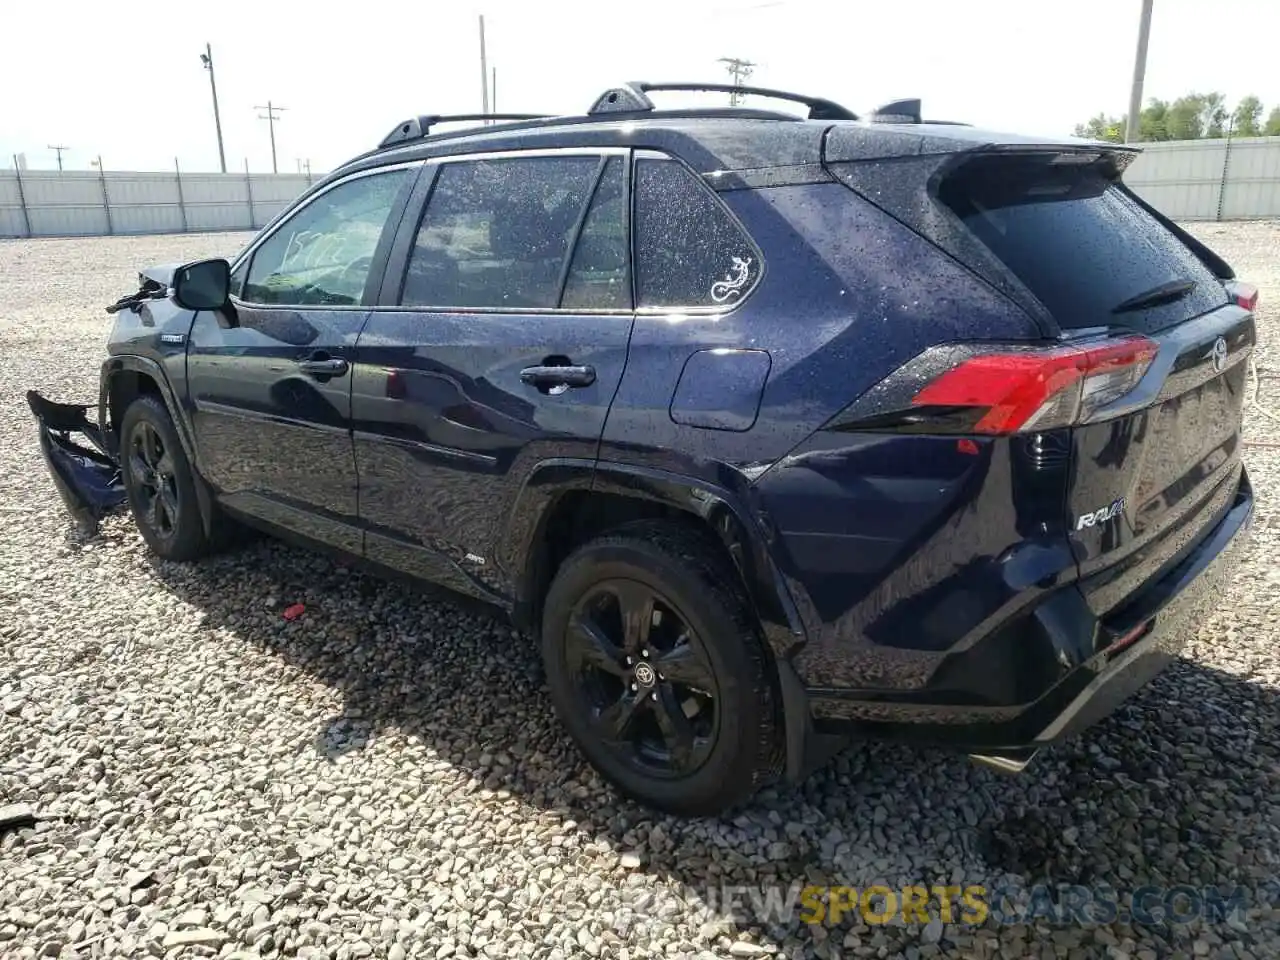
left=0, top=165, right=315, bottom=238
left=5, top=135, right=1280, bottom=238
left=1116, top=136, right=1280, bottom=221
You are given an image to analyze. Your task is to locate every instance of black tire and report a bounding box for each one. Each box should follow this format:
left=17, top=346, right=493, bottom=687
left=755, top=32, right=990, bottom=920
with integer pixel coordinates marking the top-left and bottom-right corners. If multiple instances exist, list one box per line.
left=541, top=520, right=780, bottom=816
left=119, top=395, right=216, bottom=562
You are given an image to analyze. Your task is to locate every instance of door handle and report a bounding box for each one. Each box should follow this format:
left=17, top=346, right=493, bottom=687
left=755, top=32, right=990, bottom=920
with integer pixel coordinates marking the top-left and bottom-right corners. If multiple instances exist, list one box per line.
left=297, top=355, right=349, bottom=377
left=519, top=364, right=596, bottom=388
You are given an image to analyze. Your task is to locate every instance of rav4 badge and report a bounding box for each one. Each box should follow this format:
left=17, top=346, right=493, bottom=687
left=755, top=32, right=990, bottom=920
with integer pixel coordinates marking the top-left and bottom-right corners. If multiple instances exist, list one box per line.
left=1076, top=498, right=1126, bottom=531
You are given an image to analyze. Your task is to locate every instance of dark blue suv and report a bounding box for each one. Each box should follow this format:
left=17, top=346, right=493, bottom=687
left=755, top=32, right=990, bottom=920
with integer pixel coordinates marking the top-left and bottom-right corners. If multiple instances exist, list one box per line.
left=30, top=83, right=1257, bottom=815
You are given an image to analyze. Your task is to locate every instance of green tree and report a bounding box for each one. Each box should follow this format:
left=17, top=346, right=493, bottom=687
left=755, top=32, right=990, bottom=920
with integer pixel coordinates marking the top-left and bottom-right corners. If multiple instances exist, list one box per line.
left=1233, top=95, right=1264, bottom=137
left=1165, top=94, right=1205, bottom=140
left=1139, top=99, right=1170, bottom=141
left=1074, top=113, right=1125, bottom=143
left=1200, top=92, right=1229, bottom=138
left=1076, top=93, right=1280, bottom=141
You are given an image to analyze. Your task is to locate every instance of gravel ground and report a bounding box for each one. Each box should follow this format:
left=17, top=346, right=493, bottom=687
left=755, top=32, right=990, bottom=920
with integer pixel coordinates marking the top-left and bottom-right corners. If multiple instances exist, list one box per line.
left=2, top=224, right=1279, bottom=960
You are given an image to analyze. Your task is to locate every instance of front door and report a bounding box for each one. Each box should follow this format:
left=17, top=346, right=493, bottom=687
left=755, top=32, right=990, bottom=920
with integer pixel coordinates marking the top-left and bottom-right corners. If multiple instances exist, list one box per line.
left=187, top=166, right=417, bottom=552
left=351, top=152, right=633, bottom=599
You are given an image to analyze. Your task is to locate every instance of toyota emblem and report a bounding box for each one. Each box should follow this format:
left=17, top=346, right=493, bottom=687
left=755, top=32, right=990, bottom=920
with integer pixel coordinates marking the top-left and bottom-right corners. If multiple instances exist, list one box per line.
left=633, top=662, right=656, bottom=687
left=1211, top=336, right=1228, bottom=374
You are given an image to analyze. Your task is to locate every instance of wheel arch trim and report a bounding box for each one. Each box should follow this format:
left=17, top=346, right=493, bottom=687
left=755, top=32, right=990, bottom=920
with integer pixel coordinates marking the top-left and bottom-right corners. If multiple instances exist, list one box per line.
left=100, top=354, right=217, bottom=536
left=100, top=355, right=193, bottom=455
left=502, top=458, right=807, bottom=650
left=502, top=457, right=815, bottom=783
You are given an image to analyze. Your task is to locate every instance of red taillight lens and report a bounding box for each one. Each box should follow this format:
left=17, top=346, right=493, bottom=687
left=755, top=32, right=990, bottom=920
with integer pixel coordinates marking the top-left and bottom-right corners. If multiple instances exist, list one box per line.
left=911, top=336, right=1158, bottom=434
left=1226, top=280, right=1259, bottom=312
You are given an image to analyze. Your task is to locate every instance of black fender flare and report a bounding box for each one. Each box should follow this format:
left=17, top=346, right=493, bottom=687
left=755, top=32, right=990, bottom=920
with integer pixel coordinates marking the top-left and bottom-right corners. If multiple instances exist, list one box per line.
left=501, top=458, right=816, bottom=781
left=99, top=354, right=218, bottom=537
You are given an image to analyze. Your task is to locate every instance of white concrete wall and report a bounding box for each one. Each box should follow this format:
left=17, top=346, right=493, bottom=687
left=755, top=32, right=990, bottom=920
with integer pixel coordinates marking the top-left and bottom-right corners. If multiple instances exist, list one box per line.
left=1124, top=136, right=1280, bottom=221
left=0, top=170, right=315, bottom=238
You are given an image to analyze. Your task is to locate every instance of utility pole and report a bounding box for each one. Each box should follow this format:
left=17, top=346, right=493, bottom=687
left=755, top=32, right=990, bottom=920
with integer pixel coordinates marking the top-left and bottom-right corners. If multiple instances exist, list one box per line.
left=47, top=145, right=69, bottom=171
left=718, top=57, right=756, bottom=106
left=255, top=101, right=287, bottom=174
left=479, top=15, right=490, bottom=120
left=1125, top=0, right=1154, bottom=143
left=200, top=44, right=228, bottom=173
left=492, top=67, right=497, bottom=113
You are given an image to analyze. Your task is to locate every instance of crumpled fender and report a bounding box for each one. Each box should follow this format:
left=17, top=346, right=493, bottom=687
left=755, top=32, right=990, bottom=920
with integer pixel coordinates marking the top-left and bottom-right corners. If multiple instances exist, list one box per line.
left=26, top=390, right=127, bottom=535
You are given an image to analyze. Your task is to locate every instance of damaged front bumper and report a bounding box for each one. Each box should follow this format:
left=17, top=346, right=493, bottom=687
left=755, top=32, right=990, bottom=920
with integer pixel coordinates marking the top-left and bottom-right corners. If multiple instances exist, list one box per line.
left=26, top=390, right=127, bottom=535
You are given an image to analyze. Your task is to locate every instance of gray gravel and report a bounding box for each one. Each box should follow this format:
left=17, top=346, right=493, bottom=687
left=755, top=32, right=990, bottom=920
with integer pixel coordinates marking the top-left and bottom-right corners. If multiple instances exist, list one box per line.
left=2, top=224, right=1279, bottom=960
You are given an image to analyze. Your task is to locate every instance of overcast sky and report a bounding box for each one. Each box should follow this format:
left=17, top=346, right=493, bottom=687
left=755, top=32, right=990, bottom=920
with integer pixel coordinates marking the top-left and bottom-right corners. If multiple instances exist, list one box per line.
left=3, top=0, right=1279, bottom=173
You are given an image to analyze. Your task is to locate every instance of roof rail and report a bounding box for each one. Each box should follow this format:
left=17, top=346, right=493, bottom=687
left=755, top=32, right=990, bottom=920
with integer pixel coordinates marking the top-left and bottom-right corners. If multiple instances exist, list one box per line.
left=379, top=113, right=552, bottom=149
left=588, top=82, right=858, bottom=121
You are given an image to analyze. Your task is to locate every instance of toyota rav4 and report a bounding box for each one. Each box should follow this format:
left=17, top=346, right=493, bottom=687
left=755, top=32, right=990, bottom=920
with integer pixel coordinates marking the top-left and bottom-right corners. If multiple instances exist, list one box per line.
left=29, top=83, right=1257, bottom=815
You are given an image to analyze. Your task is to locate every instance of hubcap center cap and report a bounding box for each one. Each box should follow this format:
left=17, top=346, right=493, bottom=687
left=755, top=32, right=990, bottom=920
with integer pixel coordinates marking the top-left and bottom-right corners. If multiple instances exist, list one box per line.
left=633, top=662, right=656, bottom=687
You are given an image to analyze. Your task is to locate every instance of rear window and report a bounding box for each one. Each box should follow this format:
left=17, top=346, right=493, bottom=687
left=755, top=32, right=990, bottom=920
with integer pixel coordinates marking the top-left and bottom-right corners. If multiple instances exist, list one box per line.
left=938, top=156, right=1226, bottom=332
left=634, top=158, right=759, bottom=310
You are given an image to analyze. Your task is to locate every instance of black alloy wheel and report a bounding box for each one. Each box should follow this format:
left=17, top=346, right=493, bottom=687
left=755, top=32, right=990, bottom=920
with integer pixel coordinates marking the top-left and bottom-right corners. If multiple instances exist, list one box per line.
left=118, top=395, right=220, bottom=561
left=566, top=578, right=720, bottom=779
left=128, top=420, right=180, bottom=542
left=541, top=521, right=780, bottom=816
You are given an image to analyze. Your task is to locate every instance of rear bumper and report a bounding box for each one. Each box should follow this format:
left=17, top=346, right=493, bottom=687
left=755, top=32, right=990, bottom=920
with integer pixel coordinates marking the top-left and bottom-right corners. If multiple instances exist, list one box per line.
left=1032, top=466, right=1253, bottom=744
left=26, top=390, right=126, bottom=535
left=804, top=467, right=1254, bottom=757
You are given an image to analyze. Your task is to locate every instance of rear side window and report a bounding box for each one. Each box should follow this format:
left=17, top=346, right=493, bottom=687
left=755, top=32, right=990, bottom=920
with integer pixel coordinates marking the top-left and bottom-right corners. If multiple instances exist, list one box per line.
left=938, top=156, right=1226, bottom=332
left=634, top=158, right=759, bottom=310
left=401, top=157, right=598, bottom=309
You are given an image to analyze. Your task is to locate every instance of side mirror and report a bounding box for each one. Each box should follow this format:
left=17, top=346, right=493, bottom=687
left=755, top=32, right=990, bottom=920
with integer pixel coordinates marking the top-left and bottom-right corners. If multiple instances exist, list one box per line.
left=172, top=258, right=231, bottom=312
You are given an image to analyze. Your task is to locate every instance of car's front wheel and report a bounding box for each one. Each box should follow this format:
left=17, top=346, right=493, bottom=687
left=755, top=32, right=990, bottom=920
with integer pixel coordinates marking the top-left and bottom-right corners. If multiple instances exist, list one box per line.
left=119, top=395, right=215, bottom=562
left=541, top=521, right=780, bottom=816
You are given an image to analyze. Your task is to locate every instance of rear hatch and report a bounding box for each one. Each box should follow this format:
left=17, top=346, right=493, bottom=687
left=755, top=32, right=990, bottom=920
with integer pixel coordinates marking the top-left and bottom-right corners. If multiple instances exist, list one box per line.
left=826, top=135, right=1255, bottom=616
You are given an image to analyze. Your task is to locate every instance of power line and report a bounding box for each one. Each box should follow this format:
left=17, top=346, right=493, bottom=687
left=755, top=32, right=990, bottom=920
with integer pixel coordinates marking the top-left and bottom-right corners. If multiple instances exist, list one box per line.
left=254, top=101, right=287, bottom=174
left=47, top=145, right=69, bottom=172
left=718, top=57, right=756, bottom=106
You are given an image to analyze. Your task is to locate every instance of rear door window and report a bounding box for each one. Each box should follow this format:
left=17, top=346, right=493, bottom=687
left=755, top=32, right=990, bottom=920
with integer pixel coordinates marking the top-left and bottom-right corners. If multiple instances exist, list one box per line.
left=562, top=158, right=630, bottom=310
left=938, top=156, right=1226, bottom=332
left=633, top=158, right=759, bottom=310
left=400, top=157, right=599, bottom=309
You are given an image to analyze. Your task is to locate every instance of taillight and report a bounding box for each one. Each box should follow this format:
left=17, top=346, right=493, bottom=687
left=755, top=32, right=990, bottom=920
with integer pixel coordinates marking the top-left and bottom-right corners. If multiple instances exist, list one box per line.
left=910, top=336, right=1158, bottom=434
left=1226, top=280, right=1259, bottom=312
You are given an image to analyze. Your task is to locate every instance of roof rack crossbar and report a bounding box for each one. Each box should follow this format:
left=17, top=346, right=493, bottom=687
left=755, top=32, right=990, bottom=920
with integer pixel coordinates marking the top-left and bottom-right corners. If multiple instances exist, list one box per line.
left=379, top=113, right=552, bottom=149
left=589, top=81, right=858, bottom=121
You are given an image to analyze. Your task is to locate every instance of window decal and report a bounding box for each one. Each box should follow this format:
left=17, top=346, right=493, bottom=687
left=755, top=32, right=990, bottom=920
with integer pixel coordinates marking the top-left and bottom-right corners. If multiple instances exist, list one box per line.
left=710, top=256, right=753, bottom=303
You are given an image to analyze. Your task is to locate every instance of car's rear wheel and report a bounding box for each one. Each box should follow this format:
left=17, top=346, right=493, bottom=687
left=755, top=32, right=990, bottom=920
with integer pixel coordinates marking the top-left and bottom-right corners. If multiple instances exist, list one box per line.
left=119, top=395, right=215, bottom=562
left=541, top=521, right=779, bottom=816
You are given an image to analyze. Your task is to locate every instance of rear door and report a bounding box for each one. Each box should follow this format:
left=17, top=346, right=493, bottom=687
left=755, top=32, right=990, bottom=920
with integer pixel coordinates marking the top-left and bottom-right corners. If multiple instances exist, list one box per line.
left=934, top=153, right=1254, bottom=613
left=351, top=149, right=633, bottom=600
left=189, top=165, right=417, bottom=552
